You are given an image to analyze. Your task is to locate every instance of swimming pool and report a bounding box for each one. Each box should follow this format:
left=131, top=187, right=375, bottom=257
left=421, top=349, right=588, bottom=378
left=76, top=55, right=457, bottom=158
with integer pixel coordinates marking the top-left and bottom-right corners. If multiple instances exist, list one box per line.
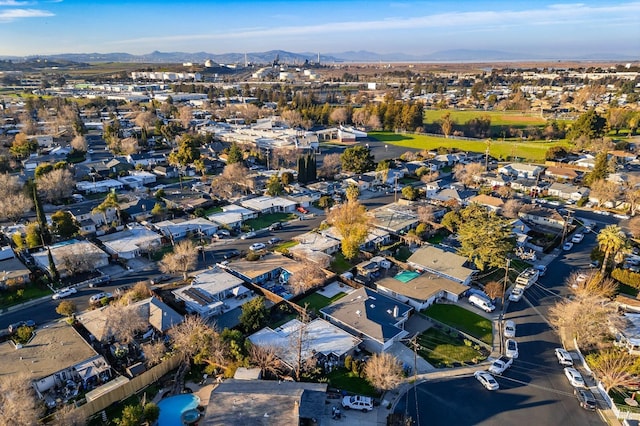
left=156, top=394, right=200, bottom=426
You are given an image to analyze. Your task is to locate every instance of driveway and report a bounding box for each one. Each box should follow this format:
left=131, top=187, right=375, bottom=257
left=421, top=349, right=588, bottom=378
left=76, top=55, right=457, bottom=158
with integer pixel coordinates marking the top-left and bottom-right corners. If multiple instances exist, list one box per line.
left=387, top=342, right=435, bottom=374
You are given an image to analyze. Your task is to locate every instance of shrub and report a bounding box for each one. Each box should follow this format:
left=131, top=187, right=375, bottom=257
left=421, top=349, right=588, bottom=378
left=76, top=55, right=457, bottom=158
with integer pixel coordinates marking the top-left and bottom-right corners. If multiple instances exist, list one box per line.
left=14, top=326, right=34, bottom=344
left=143, top=403, right=160, bottom=423
left=344, top=355, right=352, bottom=370
left=612, top=268, right=640, bottom=290
left=463, top=339, right=473, bottom=347
left=351, top=359, right=360, bottom=375
left=246, top=251, right=260, bottom=261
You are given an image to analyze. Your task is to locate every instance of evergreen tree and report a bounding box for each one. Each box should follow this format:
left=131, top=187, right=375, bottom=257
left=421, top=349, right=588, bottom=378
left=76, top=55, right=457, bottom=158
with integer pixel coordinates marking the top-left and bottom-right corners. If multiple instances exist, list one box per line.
left=297, top=155, right=307, bottom=183
left=32, top=182, right=51, bottom=245
left=47, top=247, right=60, bottom=284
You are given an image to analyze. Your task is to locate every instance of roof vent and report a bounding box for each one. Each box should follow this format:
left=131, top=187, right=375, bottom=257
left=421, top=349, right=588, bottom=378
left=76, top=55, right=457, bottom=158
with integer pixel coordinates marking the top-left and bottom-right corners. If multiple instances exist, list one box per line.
left=355, top=310, right=361, bottom=317
left=393, top=305, right=399, bottom=317
left=370, top=304, right=375, bottom=308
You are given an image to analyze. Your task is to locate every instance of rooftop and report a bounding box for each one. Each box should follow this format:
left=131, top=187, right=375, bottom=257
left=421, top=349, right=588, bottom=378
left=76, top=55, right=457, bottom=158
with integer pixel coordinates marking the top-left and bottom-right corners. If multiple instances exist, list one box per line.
left=407, top=245, right=475, bottom=283
left=377, top=271, right=468, bottom=303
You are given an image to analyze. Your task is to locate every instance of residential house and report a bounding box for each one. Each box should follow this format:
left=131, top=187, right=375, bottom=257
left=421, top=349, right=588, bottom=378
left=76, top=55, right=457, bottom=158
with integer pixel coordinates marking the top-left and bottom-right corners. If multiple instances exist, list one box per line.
left=98, top=225, right=162, bottom=259
left=223, top=252, right=306, bottom=288
left=343, top=174, right=376, bottom=191
left=123, top=198, right=159, bottom=221
left=376, top=269, right=468, bottom=310
left=544, top=166, right=579, bottom=181
left=429, top=187, right=475, bottom=206
left=239, top=195, right=298, bottom=214
left=32, top=239, right=109, bottom=278
left=367, top=203, right=419, bottom=235
left=76, top=178, right=124, bottom=194
left=202, top=380, right=328, bottom=426
left=518, top=205, right=569, bottom=230
left=104, top=158, right=134, bottom=175
left=208, top=205, right=257, bottom=231
left=152, top=165, right=179, bottom=179
left=172, top=267, right=255, bottom=318
left=609, top=150, right=637, bottom=164
left=154, top=217, right=218, bottom=241
left=547, top=182, right=590, bottom=201
left=68, top=203, right=117, bottom=230
left=468, top=194, right=505, bottom=212
left=424, top=180, right=447, bottom=198
left=321, top=225, right=391, bottom=251
left=477, top=172, right=509, bottom=187
left=126, top=152, right=156, bottom=167
left=161, top=189, right=213, bottom=211
left=498, top=163, right=545, bottom=179
left=290, top=231, right=341, bottom=265
left=572, top=155, right=596, bottom=169
left=0, top=246, right=30, bottom=289
left=510, top=178, right=546, bottom=195
left=248, top=318, right=361, bottom=369
left=406, top=245, right=475, bottom=285
left=320, top=286, right=412, bottom=353
left=612, top=313, right=640, bottom=355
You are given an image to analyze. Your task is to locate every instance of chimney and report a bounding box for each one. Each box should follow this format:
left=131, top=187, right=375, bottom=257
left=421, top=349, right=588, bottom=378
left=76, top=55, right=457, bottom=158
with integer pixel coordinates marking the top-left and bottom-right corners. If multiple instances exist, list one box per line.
left=393, top=305, right=399, bottom=318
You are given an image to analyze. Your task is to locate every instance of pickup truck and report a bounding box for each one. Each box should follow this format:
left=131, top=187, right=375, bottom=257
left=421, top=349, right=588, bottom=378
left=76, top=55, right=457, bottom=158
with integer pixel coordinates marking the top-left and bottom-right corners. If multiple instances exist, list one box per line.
left=488, top=356, right=513, bottom=375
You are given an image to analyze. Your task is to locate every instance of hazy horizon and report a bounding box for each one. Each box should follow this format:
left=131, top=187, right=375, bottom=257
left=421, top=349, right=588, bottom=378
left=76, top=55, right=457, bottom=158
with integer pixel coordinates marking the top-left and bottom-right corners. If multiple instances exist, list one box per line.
left=1, top=0, right=639, bottom=58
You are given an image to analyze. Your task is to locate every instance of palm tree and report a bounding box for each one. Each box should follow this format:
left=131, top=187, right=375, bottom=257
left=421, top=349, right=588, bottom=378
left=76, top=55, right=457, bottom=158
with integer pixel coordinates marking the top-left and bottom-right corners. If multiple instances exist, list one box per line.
left=597, top=224, right=628, bottom=275
left=92, top=192, right=121, bottom=227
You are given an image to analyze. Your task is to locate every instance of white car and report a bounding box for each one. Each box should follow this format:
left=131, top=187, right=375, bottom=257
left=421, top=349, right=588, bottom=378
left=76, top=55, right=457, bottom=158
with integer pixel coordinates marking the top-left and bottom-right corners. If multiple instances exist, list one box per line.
left=563, top=242, right=574, bottom=251
left=555, top=348, right=574, bottom=366
left=341, top=395, right=373, bottom=411
left=474, top=371, right=499, bottom=391
left=571, top=233, right=584, bottom=243
left=89, top=292, right=112, bottom=304
left=240, top=231, right=256, bottom=240
left=504, top=320, right=516, bottom=338
left=505, top=339, right=519, bottom=359
left=52, top=287, right=77, bottom=300
left=509, top=287, right=524, bottom=302
left=564, top=367, right=586, bottom=388
left=249, top=243, right=266, bottom=251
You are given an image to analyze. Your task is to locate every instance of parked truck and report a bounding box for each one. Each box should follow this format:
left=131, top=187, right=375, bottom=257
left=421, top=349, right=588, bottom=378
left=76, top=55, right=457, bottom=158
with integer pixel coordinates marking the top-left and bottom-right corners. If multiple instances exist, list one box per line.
left=488, top=356, right=513, bottom=375
left=515, top=268, right=539, bottom=289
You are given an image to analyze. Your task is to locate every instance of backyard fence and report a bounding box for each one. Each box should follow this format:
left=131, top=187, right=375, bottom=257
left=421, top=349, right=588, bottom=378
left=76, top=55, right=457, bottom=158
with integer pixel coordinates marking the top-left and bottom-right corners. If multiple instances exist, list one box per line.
left=419, top=312, right=492, bottom=352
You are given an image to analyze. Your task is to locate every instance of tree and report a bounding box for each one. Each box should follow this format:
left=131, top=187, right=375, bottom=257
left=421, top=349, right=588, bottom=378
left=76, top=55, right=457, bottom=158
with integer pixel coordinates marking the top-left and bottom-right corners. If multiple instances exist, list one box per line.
left=56, top=300, right=77, bottom=317
left=0, top=173, right=32, bottom=223
left=340, top=145, right=375, bottom=174
left=59, top=248, right=106, bottom=276
left=142, top=341, right=166, bottom=367
left=143, top=403, right=160, bottom=424
left=318, top=153, right=341, bottom=179
left=330, top=107, right=348, bottom=125
left=364, top=352, right=404, bottom=392
left=50, top=210, right=79, bottom=239
left=93, top=192, right=120, bottom=226
left=568, top=109, right=607, bottom=141
left=104, top=303, right=148, bottom=344
left=589, top=179, right=620, bottom=207
left=439, top=112, right=454, bottom=138
left=417, top=205, right=437, bottom=224
left=345, top=184, right=360, bottom=202
left=587, top=349, right=637, bottom=393
left=159, top=239, right=198, bottom=280
left=281, top=171, right=294, bottom=185
left=441, top=210, right=461, bottom=233
left=501, top=199, right=523, bottom=219
left=585, top=152, right=611, bottom=187
left=597, top=224, right=628, bottom=274
left=249, top=344, right=283, bottom=378
left=266, top=175, right=284, bottom=196
left=34, top=163, right=54, bottom=179
left=227, top=143, right=244, bottom=164
left=33, top=182, right=51, bottom=245
left=401, top=185, right=418, bottom=201
left=239, top=296, right=268, bottom=333
left=70, top=135, right=87, bottom=152
left=52, top=404, right=85, bottom=426
left=457, top=204, right=514, bottom=271
left=288, top=261, right=326, bottom=295
left=10, top=133, right=37, bottom=158
left=210, top=163, right=253, bottom=197
left=0, top=373, right=43, bottom=425
left=135, top=110, right=157, bottom=131
left=169, top=134, right=200, bottom=166
left=629, top=216, right=640, bottom=239
left=484, top=281, right=503, bottom=301
left=453, top=162, right=483, bottom=187
left=115, top=404, right=143, bottom=426
left=567, top=271, right=617, bottom=300
left=151, top=202, right=167, bottom=220
left=37, top=168, right=75, bottom=203
left=326, top=199, right=370, bottom=259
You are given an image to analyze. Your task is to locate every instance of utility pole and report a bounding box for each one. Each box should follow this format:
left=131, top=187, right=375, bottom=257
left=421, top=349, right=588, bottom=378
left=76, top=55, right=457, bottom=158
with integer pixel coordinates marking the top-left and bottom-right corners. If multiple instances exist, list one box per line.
left=394, top=172, right=399, bottom=203
left=502, top=258, right=511, bottom=303
left=561, top=210, right=573, bottom=244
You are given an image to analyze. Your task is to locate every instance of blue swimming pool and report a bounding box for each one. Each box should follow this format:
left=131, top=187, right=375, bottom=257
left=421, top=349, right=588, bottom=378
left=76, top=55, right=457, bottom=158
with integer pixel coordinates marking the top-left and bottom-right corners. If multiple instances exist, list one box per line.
left=156, top=394, right=200, bottom=426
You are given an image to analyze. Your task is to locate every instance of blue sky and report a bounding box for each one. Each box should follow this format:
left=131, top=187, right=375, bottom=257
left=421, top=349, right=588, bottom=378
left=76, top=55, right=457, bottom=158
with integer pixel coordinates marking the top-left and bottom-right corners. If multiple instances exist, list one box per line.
left=0, top=0, right=638, bottom=57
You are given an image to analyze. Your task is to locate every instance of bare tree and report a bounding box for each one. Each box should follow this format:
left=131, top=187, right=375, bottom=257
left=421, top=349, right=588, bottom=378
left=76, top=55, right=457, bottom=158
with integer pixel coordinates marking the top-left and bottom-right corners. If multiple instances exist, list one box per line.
left=142, top=341, right=167, bottom=367
left=590, top=179, right=620, bottom=208
left=178, top=105, right=193, bottom=129
left=501, top=199, right=523, bottom=219
left=0, top=373, right=43, bottom=426
left=104, top=303, right=148, bottom=344
left=159, top=239, right=199, bottom=280
left=453, top=162, right=483, bottom=187
left=70, top=135, right=87, bottom=152
left=38, top=168, right=75, bottom=203
left=318, top=153, right=341, bottom=179
left=58, top=249, right=105, bottom=276
left=495, top=185, right=514, bottom=199
left=484, top=281, right=503, bottom=301
left=52, top=404, right=85, bottom=426
left=439, top=112, right=454, bottom=138
left=566, top=271, right=618, bottom=300
left=417, top=205, right=437, bottom=224
left=210, top=163, right=254, bottom=197
left=629, top=216, right=640, bottom=240
left=117, top=281, right=153, bottom=305
left=364, top=352, right=404, bottom=392
left=120, top=137, right=139, bottom=155
left=288, top=262, right=327, bottom=296
left=0, top=173, right=33, bottom=223
left=249, top=344, right=283, bottom=377
left=587, top=349, right=638, bottom=393
left=134, top=110, right=157, bottom=130
left=281, top=109, right=303, bottom=128
left=169, top=316, right=229, bottom=370
left=330, top=107, right=348, bottom=125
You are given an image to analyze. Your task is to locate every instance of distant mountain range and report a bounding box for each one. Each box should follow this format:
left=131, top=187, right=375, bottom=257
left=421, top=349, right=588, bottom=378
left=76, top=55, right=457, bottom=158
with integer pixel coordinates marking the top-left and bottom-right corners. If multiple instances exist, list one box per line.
left=0, top=49, right=637, bottom=64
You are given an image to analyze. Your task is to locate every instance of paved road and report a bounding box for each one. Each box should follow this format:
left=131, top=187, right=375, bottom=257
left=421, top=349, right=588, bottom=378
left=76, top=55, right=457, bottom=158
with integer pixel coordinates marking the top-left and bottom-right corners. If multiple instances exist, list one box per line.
left=393, top=227, right=606, bottom=425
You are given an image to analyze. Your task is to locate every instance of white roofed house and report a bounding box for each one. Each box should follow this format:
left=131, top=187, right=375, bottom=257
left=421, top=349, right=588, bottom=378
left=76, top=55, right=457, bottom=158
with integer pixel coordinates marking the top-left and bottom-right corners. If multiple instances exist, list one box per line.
left=367, top=203, right=420, bottom=236
left=376, top=270, right=468, bottom=311
left=98, top=225, right=162, bottom=259
left=498, top=163, right=545, bottom=179
left=239, top=195, right=297, bottom=214
left=172, top=267, right=255, bottom=318
left=154, top=217, right=218, bottom=241
left=32, top=239, right=109, bottom=278
left=547, top=182, right=589, bottom=201
left=207, top=205, right=257, bottom=231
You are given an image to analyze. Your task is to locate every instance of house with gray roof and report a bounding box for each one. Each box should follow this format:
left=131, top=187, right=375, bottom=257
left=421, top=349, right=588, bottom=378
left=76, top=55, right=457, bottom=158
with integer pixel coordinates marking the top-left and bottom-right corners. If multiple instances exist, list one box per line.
left=320, top=287, right=412, bottom=353
left=406, top=245, right=475, bottom=285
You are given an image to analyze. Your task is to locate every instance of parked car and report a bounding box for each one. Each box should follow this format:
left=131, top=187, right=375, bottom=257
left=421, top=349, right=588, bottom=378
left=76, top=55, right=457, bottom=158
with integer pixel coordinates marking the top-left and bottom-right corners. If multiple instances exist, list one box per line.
left=8, top=320, right=35, bottom=333
left=296, top=206, right=309, bottom=214
left=474, top=371, right=499, bottom=390
left=268, top=222, right=283, bottom=231
left=249, top=243, right=266, bottom=251
left=267, top=237, right=281, bottom=245
left=240, top=231, right=256, bottom=240
left=533, top=264, right=547, bottom=276
left=509, top=287, right=524, bottom=302
left=341, top=395, right=373, bottom=411
left=564, top=367, right=586, bottom=388
left=89, top=292, right=113, bottom=304
left=505, top=339, right=519, bottom=359
left=574, top=388, right=597, bottom=410
left=151, top=274, right=172, bottom=284
left=572, top=233, right=584, bottom=243
left=88, top=275, right=111, bottom=288
left=216, top=229, right=231, bottom=238
left=223, top=249, right=241, bottom=259
left=555, top=348, right=574, bottom=366
left=504, top=320, right=516, bottom=338
left=52, top=287, right=77, bottom=300
left=114, top=285, right=131, bottom=296
left=468, top=294, right=495, bottom=313
left=563, top=242, right=574, bottom=251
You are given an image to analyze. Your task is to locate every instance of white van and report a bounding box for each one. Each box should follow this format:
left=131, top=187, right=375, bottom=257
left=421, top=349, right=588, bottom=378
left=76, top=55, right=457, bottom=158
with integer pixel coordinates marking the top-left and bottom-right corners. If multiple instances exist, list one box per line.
left=468, top=294, right=495, bottom=313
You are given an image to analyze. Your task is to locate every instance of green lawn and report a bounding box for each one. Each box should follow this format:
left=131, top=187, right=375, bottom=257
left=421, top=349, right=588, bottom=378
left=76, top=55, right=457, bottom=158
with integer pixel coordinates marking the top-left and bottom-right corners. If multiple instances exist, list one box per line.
left=296, top=291, right=346, bottom=314
left=244, top=213, right=297, bottom=230
left=330, top=252, right=353, bottom=274
left=393, top=246, right=413, bottom=262
left=327, top=368, right=378, bottom=397
left=202, top=206, right=223, bottom=216
left=0, top=285, right=52, bottom=310
left=424, top=109, right=547, bottom=127
left=274, top=240, right=299, bottom=253
left=422, top=304, right=493, bottom=345
left=370, top=131, right=570, bottom=162
left=416, top=328, right=486, bottom=368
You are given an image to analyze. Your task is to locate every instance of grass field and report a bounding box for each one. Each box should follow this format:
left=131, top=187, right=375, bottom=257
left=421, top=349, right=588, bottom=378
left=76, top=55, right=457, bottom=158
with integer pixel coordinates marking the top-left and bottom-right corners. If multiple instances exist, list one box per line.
left=416, top=328, right=486, bottom=367
left=244, top=213, right=297, bottom=230
left=370, top=131, right=569, bottom=162
left=0, top=285, right=52, bottom=309
left=422, top=304, right=493, bottom=345
left=424, top=110, right=547, bottom=127
left=327, top=368, right=378, bottom=397
left=296, top=291, right=346, bottom=314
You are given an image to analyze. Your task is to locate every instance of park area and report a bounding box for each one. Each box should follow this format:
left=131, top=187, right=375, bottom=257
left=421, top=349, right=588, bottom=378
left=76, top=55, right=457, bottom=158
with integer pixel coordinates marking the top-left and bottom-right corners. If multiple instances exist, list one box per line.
left=424, top=109, right=548, bottom=128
